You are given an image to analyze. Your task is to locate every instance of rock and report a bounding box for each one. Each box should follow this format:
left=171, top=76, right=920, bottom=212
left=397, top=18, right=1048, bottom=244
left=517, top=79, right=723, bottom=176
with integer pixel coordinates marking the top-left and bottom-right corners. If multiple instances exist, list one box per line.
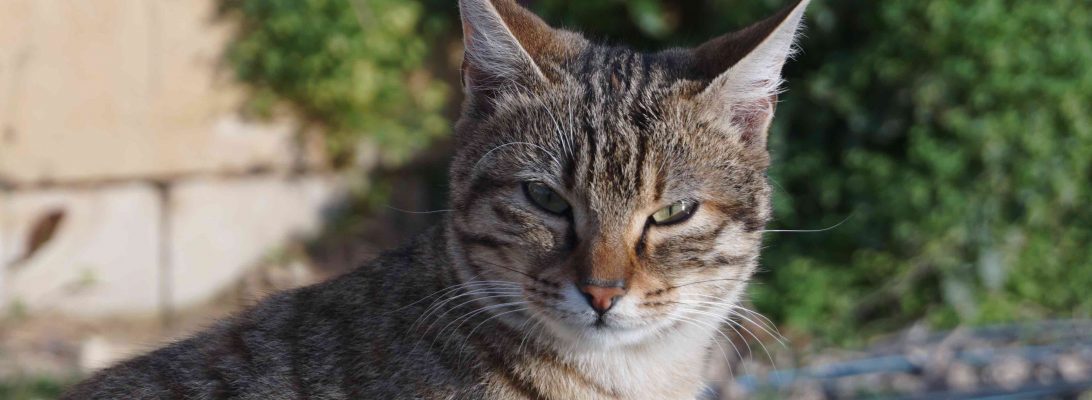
left=946, top=362, right=978, bottom=391
left=785, top=380, right=825, bottom=400
left=987, top=356, right=1031, bottom=391
left=1058, top=355, right=1091, bottom=382
left=889, top=372, right=925, bottom=393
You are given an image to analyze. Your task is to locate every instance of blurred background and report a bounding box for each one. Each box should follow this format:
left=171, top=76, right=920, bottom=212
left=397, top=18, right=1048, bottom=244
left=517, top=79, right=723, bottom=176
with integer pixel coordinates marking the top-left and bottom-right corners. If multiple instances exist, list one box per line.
left=1, top=0, right=1090, bottom=398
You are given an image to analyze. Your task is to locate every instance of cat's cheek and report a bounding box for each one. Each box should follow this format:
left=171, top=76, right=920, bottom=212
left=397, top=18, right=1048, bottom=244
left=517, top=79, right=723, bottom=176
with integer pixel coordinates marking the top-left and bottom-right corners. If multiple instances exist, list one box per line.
left=711, top=224, right=761, bottom=264
left=522, top=222, right=560, bottom=250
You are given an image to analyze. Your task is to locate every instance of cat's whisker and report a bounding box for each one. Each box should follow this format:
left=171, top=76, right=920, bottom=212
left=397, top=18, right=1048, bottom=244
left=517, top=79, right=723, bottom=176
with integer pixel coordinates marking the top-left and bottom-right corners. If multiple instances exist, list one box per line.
left=513, top=316, right=535, bottom=354
left=726, top=318, right=778, bottom=370
left=411, top=286, right=521, bottom=328
left=469, top=258, right=543, bottom=283
left=680, top=294, right=785, bottom=337
left=394, top=278, right=518, bottom=315
left=676, top=304, right=776, bottom=371
left=407, top=281, right=521, bottom=320
left=518, top=317, right=546, bottom=355
left=434, top=299, right=526, bottom=336
left=683, top=305, right=775, bottom=368
left=723, top=304, right=781, bottom=334
left=671, top=297, right=789, bottom=347
left=565, top=93, right=577, bottom=159
left=415, top=290, right=524, bottom=335
left=413, top=296, right=526, bottom=355
left=432, top=301, right=528, bottom=351
left=666, top=277, right=751, bottom=290
left=760, top=212, right=854, bottom=233
left=727, top=308, right=788, bottom=348
left=723, top=318, right=774, bottom=371
left=455, top=306, right=530, bottom=354
left=666, top=313, right=742, bottom=377
left=471, top=141, right=561, bottom=176
left=538, top=96, right=569, bottom=173
left=383, top=206, right=455, bottom=215
left=411, top=291, right=522, bottom=335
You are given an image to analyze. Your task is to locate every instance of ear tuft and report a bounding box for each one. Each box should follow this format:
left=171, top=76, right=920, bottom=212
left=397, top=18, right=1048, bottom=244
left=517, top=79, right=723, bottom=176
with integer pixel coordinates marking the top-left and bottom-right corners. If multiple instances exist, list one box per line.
left=459, top=0, right=585, bottom=105
left=694, top=0, right=810, bottom=148
left=460, top=0, right=543, bottom=91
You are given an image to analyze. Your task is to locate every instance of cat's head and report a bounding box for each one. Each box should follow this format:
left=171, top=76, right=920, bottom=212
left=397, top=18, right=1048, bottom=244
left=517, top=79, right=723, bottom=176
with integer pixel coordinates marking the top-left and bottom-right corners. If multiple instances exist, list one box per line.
left=446, top=0, right=808, bottom=349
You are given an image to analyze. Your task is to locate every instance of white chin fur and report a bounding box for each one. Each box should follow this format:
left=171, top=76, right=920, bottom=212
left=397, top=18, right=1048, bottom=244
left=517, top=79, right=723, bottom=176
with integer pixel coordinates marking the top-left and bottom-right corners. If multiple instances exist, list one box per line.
left=532, top=284, right=685, bottom=350
left=537, top=313, right=663, bottom=350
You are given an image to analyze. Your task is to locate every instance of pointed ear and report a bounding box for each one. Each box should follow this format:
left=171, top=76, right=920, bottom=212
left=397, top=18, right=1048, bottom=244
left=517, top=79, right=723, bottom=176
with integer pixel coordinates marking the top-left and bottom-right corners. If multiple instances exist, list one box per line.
left=693, top=0, right=810, bottom=148
left=459, top=0, right=584, bottom=105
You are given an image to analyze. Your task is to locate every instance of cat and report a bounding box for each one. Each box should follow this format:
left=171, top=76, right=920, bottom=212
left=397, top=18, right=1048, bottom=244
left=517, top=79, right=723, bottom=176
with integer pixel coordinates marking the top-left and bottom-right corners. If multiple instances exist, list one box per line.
left=63, top=0, right=810, bottom=398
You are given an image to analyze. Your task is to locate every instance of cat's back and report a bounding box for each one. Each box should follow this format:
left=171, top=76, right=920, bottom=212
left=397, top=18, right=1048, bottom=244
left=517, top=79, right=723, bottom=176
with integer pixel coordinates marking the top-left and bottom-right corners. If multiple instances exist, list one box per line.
left=62, top=228, right=484, bottom=399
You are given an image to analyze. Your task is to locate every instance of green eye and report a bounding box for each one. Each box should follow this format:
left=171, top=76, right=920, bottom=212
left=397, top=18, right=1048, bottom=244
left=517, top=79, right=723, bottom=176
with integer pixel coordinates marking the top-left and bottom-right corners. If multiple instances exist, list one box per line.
left=651, top=200, right=698, bottom=225
left=524, top=182, right=570, bottom=215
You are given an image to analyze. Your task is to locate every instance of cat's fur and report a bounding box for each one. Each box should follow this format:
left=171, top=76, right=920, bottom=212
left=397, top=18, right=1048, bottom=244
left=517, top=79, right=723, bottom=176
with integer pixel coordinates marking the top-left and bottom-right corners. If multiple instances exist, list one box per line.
left=63, top=0, right=809, bottom=398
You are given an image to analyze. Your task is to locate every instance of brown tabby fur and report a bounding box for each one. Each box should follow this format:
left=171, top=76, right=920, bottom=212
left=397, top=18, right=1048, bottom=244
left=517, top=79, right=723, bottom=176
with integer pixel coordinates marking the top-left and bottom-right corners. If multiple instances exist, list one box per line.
left=63, top=0, right=810, bottom=398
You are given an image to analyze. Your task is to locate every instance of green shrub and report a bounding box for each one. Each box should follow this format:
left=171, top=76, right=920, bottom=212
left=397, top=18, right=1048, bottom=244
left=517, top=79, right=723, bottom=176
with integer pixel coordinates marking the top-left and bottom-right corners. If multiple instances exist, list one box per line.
left=220, top=0, right=452, bottom=163
left=0, top=376, right=69, bottom=400
left=757, top=0, right=1092, bottom=342
left=534, top=0, right=1092, bottom=344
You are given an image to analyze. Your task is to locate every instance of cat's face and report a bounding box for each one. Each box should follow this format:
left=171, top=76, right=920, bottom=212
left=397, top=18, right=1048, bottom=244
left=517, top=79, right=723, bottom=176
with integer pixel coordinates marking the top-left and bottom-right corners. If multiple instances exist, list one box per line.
left=447, top=0, right=807, bottom=349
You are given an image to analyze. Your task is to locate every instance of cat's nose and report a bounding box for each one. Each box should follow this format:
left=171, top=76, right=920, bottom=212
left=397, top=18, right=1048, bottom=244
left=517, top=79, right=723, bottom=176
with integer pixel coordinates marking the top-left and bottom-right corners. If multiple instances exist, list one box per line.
left=578, top=281, right=626, bottom=314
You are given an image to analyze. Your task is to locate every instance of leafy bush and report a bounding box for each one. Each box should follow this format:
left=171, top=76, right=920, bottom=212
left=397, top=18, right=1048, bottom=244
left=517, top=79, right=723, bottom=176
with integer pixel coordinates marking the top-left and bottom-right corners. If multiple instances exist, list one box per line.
left=0, top=376, right=68, bottom=400
left=540, top=0, right=1092, bottom=342
left=224, top=0, right=1092, bottom=344
left=757, top=0, right=1092, bottom=342
left=537, top=0, right=1092, bottom=344
left=220, top=0, right=453, bottom=163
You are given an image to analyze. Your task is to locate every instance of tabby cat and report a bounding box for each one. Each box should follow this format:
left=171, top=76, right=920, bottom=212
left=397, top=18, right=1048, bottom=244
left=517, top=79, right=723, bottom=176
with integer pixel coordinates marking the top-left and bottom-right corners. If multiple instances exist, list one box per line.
left=64, top=0, right=810, bottom=398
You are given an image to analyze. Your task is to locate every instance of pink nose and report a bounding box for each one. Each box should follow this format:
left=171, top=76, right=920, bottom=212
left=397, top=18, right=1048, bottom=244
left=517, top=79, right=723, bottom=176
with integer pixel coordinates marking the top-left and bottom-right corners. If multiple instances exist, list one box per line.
left=579, top=285, right=626, bottom=314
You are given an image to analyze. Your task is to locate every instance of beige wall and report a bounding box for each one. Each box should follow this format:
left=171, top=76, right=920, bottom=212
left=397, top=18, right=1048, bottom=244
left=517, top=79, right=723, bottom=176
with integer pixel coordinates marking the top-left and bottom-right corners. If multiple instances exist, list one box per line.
left=0, top=0, right=319, bottom=185
left=0, top=0, right=340, bottom=318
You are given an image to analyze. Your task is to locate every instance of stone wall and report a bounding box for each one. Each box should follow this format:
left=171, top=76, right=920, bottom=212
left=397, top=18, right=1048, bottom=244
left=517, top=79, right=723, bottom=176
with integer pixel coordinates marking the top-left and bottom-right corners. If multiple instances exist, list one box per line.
left=0, top=0, right=346, bottom=319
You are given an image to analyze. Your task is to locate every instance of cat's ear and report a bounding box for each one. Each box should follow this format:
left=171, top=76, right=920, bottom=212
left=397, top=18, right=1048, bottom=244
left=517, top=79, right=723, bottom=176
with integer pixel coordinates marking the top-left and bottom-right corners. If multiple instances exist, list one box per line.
left=692, top=0, right=810, bottom=148
left=458, top=0, right=584, bottom=104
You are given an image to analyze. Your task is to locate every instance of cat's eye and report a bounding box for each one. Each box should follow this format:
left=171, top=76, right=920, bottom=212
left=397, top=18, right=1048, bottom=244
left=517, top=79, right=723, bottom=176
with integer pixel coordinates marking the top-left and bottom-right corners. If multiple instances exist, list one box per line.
left=650, top=200, right=698, bottom=225
left=524, top=182, right=570, bottom=215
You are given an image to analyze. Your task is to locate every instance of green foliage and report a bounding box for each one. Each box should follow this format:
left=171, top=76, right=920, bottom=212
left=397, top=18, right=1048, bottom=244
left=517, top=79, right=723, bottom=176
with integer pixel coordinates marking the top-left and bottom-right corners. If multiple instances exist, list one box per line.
left=224, top=0, right=1092, bottom=344
left=220, top=0, right=452, bottom=163
left=533, top=0, right=1092, bottom=344
left=758, top=0, right=1092, bottom=342
left=0, top=376, right=68, bottom=400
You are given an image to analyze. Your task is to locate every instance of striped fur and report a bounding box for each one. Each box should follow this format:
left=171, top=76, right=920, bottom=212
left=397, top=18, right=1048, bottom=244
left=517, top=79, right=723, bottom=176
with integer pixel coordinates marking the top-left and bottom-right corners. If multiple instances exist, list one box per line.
left=63, top=0, right=810, bottom=398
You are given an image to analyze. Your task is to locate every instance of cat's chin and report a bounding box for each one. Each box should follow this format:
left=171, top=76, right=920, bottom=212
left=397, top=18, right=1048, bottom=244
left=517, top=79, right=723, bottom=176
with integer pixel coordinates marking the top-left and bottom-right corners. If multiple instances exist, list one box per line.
left=533, top=313, right=676, bottom=351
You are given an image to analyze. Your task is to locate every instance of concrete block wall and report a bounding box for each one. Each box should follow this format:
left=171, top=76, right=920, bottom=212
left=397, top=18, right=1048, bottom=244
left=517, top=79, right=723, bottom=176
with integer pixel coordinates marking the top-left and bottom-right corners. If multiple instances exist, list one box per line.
left=1, top=183, right=161, bottom=316
left=0, top=0, right=348, bottom=319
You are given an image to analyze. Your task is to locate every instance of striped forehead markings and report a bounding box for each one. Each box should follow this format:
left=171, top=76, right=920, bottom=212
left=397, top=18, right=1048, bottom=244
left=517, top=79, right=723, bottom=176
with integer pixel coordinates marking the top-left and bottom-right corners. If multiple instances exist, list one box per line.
left=565, top=47, right=666, bottom=206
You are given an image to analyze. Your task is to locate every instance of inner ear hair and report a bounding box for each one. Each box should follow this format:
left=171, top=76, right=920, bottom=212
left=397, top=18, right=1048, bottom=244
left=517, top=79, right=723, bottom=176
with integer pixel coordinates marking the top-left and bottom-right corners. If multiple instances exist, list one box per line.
left=458, top=0, right=587, bottom=98
left=691, top=0, right=810, bottom=148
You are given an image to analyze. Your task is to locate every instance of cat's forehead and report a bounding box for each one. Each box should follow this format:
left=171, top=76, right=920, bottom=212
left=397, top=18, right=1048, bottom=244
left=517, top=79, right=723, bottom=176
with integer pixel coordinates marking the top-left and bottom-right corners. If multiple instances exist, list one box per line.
left=483, top=76, right=749, bottom=210
left=557, top=45, right=701, bottom=105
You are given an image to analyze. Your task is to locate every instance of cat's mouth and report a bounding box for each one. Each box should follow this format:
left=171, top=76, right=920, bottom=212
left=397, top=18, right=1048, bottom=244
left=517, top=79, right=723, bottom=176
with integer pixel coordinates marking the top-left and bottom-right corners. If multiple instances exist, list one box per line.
left=592, top=315, right=610, bottom=328
left=524, top=284, right=678, bottom=347
left=564, top=315, right=676, bottom=348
